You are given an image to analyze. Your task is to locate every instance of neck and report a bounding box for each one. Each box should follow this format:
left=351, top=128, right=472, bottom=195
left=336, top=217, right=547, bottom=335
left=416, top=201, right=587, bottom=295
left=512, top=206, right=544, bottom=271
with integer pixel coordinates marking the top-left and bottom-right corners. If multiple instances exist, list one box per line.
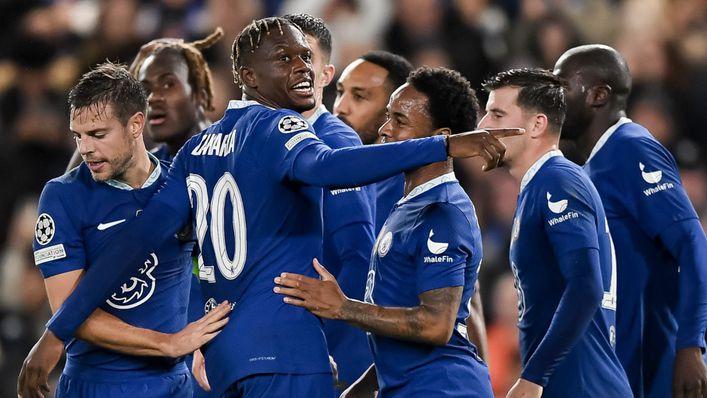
left=244, top=91, right=279, bottom=109
left=166, top=117, right=211, bottom=156
left=575, top=108, right=626, bottom=163
left=403, top=160, right=452, bottom=196
left=508, top=140, right=559, bottom=184
left=121, top=146, right=154, bottom=189
left=301, top=92, right=323, bottom=119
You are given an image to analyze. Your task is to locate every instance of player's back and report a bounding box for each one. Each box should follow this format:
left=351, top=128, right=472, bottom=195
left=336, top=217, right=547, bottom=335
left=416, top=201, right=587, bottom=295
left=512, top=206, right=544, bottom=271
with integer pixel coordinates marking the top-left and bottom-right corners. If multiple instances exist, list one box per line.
left=511, top=154, right=630, bottom=397
left=583, top=119, right=698, bottom=397
left=34, top=162, right=193, bottom=379
left=173, top=100, right=331, bottom=394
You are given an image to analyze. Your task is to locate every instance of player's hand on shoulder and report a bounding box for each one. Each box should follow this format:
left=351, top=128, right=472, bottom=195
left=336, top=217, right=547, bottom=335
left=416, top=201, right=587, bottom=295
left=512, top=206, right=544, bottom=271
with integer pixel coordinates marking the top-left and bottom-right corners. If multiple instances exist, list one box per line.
left=506, top=378, right=543, bottom=398
left=167, top=300, right=231, bottom=358
left=17, top=329, right=64, bottom=398
left=673, top=347, right=707, bottom=398
left=274, top=258, right=347, bottom=320
left=447, top=128, right=524, bottom=171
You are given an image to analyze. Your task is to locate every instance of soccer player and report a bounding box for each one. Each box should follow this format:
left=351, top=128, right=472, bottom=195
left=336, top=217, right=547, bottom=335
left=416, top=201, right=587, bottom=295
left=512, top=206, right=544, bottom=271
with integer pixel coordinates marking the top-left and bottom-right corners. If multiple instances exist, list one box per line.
left=283, top=13, right=376, bottom=390
left=477, top=68, right=632, bottom=397
left=275, top=66, right=494, bottom=397
left=31, top=17, right=519, bottom=397
left=19, top=63, right=230, bottom=398
left=333, top=51, right=412, bottom=233
left=554, top=45, right=707, bottom=398
left=334, top=51, right=490, bottom=360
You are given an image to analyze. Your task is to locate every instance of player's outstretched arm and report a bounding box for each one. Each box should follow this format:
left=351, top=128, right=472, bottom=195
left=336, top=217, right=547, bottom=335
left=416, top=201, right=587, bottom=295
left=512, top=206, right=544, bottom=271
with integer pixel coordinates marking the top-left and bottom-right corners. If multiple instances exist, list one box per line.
left=290, top=128, right=524, bottom=188
left=275, top=259, right=461, bottom=346
left=340, top=364, right=378, bottom=398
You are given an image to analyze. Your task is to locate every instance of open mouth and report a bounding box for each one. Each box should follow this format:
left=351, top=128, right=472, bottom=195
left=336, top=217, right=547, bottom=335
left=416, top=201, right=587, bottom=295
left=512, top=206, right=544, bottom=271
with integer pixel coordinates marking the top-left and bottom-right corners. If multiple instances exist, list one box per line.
left=148, top=110, right=167, bottom=126
left=85, top=159, right=106, bottom=173
left=291, top=80, right=314, bottom=96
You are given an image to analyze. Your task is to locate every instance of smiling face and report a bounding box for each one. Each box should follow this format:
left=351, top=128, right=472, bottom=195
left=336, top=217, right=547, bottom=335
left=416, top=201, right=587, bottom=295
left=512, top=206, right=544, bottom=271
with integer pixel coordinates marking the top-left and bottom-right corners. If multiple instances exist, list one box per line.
left=378, top=83, right=435, bottom=143
left=70, top=103, right=140, bottom=182
left=333, top=59, right=392, bottom=144
left=138, top=50, right=203, bottom=145
left=241, top=23, right=315, bottom=112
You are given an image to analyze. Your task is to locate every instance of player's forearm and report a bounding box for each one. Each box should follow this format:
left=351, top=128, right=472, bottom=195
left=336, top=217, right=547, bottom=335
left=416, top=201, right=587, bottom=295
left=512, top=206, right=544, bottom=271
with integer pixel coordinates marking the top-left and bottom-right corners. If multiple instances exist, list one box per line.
left=522, top=248, right=602, bottom=387
left=340, top=288, right=459, bottom=346
left=76, top=309, right=175, bottom=357
left=47, top=205, right=184, bottom=341
left=661, top=219, right=707, bottom=349
left=292, top=136, right=447, bottom=188
left=466, top=284, right=488, bottom=361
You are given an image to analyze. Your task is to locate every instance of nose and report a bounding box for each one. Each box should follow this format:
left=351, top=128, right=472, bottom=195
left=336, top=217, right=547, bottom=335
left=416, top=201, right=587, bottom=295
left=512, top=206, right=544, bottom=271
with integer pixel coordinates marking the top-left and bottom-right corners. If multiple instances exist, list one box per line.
left=477, top=114, right=492, bottom=129
left=333, top=93, right=349, bottom=116
left=378, top=118, right=392, bottom=140
left=77, top=135, right=94, bottom=156
left=293, top=55, right=311, bottom=77
left=147, top=88, right=164, bottom=105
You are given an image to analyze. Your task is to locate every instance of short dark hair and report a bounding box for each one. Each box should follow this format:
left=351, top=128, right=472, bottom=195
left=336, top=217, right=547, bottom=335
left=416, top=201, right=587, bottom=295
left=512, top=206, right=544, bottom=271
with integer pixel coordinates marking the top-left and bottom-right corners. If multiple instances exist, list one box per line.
left=408, top=67, right=479, bottom=134
left=283, top=13, right=332, bottom=62
left=482, top=68, right=566, bottom=132
left=360, top=51, right=413, bottom=93
left=68, top=62, right=147, bottom=124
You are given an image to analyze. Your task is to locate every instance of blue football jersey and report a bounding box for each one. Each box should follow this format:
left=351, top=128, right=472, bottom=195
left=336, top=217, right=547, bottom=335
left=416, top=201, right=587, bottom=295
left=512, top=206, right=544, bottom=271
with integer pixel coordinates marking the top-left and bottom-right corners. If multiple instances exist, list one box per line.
left=583, top=118, right=701, bottom=397
left=153, top=100, right=337, bottom=395
left=510, top=150, right=631, bottom=397
left=32, top=157, right=194, bottom=379
left=308, top=105, right=376, bottom=387
left=365, top=173, right=491, bottom=397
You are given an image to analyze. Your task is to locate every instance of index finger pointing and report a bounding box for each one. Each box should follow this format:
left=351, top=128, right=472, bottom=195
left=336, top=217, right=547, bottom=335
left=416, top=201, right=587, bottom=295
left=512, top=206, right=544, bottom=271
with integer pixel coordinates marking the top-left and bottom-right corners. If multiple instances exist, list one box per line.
left=485, top=128, right=525, bottom=138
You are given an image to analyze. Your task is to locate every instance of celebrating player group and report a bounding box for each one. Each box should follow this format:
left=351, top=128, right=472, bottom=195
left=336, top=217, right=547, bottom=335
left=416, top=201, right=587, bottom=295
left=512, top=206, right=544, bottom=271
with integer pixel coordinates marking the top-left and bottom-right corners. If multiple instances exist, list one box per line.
left=17, top=10, right=706, bottom=398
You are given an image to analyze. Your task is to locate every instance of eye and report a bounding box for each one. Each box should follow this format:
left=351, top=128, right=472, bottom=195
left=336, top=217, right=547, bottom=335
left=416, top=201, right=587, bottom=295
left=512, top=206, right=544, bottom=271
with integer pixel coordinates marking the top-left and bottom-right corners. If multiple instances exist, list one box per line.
left=280, top=55, right=291, bottom=62
left=353, top=93, right=364, bottom=101
left=302, top=52, right=312, bottom=63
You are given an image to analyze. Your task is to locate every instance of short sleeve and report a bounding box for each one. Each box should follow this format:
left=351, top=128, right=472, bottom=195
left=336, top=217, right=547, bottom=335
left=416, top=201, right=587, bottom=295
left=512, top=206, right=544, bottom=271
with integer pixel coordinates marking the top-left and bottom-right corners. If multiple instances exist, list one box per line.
left=412, top=203, right=473, bottom=294
left=540, top=172, right=600, bottom=260
left=261, top=111, right=322, bottom=182
left=621, top=137, right=698, bottom=238
left=32, top=181, right=85, bottom=278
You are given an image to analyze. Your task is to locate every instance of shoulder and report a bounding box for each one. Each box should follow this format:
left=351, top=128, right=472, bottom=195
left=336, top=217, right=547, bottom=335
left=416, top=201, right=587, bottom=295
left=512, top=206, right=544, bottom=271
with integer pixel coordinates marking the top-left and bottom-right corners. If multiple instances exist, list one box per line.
left=611, top=122, right=672, bottom=159
left=535, top=158, right=596, bottom=202
left=418, top=200, right=473, bottom=231
left=41, top=166, right=90, bottom=200
left=314, top=113, right=363, bottom=147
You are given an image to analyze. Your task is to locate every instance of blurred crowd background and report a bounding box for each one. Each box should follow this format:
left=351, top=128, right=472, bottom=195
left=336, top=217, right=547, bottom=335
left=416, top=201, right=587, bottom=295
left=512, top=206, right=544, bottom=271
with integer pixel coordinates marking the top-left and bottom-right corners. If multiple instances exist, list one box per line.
left=0, top=0, right=705, bottom=396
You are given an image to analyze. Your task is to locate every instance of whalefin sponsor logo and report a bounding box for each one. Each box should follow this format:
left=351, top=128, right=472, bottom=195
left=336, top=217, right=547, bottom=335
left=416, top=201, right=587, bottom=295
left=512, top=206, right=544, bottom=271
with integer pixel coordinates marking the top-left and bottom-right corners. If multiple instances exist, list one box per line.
left=640, top=162, right=674, bottom=196
left=546, top=192, right=568, bottom=214
left=426, top=230, right=448, bottom=254
left=330, top=187, right=361, bottom=195
left=423, top=255, right=454, bottom=263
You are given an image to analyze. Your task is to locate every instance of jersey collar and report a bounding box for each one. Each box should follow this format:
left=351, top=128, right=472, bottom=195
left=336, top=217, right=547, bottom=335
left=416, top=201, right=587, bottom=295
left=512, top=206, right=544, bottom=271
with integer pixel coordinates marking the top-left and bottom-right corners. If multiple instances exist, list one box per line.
left=306, top=104, right=328, bottom=125
left=105, top=151, right=161, bottom=190
left=520, top=149, right=563, bottom=192
left=227, top=99, right=274, bottom=110
left=397, top=172, right=457, bottom=205
left=585, top=117, right=632, bottom=164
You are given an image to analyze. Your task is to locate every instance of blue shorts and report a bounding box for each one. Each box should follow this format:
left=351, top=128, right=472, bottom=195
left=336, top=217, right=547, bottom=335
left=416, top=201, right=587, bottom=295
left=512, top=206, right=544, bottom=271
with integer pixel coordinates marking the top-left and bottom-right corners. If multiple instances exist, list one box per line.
left=221, top=373, right=335, bottom=398
left=56, top=371, right=192, bottom=398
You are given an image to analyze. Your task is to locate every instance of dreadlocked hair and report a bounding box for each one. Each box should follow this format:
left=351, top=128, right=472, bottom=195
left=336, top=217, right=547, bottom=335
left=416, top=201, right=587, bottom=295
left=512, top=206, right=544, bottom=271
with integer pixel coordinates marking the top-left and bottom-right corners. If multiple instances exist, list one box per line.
left=131, top=27, right=224, bottom=112
left=231, top=17, right=293, bottom=86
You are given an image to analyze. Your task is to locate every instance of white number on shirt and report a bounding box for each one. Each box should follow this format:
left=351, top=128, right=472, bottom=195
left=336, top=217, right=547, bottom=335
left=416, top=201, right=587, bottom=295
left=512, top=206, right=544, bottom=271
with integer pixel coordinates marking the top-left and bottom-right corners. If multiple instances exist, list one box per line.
left=187, top=172, right=247, bottom=282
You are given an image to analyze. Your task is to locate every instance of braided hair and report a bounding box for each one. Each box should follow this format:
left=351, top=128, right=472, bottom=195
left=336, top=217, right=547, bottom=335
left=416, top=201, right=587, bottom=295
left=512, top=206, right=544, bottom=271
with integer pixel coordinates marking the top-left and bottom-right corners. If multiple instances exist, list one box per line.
left=131, top=27, right=224, bottom=111
left=231, top=17, right=301, bottom=87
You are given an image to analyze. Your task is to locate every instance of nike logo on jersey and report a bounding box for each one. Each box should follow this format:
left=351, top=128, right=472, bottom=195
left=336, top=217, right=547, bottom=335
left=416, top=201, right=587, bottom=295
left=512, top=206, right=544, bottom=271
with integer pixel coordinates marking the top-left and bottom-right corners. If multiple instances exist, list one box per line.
left=639, top=162, right=662, bottom=184
left=546, top=192, right=568, bottom=214
left=97, top=219, right=127, bottom=230
left=427, top=230, right=448, bottom=254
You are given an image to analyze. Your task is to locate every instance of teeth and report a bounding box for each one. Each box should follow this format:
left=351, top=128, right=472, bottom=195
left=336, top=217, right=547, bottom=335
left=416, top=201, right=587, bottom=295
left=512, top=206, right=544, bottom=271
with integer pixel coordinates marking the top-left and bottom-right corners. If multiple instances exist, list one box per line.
left=293, top=81, right=311, bottom=89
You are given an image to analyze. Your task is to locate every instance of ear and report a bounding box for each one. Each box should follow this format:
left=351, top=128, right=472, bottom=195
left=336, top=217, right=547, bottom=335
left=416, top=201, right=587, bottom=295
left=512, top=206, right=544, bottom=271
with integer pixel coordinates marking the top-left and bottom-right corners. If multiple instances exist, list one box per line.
left=320, top=64, right=336, bottom=88
left=128, top=112, right=145, bottom=139
left=588, top=84, right=611, bottom=107
left=529, top=113, right=549, bottom=139
left=240, top=66, right=258, bottom=89
left=431, top=127, right=452, bottom=137
left=194, top=88, right=208, bottom=109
